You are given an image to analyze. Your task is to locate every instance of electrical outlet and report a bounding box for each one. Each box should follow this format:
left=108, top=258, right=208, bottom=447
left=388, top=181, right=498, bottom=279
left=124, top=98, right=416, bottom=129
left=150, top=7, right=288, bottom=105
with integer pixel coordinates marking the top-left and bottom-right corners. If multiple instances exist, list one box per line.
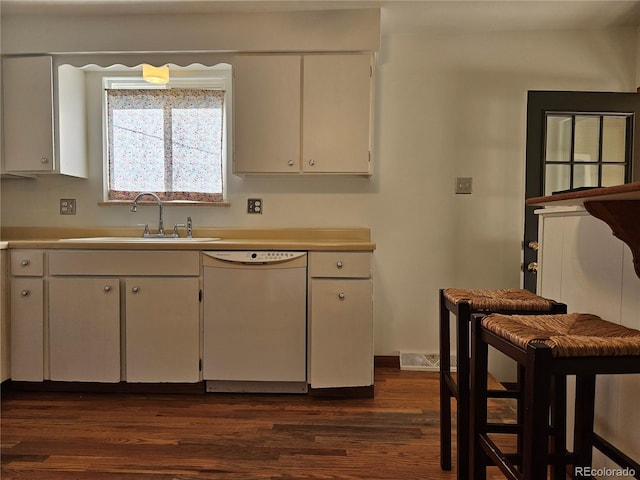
left=455, top=177, right=473, bottom=194
left=247, top=198, right=263, bottom=214
left=60, top=198, right=76, bottom=215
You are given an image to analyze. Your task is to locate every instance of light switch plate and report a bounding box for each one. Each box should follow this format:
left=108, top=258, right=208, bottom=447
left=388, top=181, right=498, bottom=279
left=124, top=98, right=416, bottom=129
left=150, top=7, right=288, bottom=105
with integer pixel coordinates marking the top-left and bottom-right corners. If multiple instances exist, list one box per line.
left=60, top=198, right=76, bottom=215
left=455, top=177, right=473, bottom=194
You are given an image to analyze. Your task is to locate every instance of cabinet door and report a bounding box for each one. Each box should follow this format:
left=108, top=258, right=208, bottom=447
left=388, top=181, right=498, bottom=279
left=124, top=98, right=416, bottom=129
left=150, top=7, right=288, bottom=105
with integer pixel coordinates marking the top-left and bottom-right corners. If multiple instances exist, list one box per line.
left=49, top=277, right=121, bottom=382
left=125, top=277, right=200, bottom=382
left=302, top=54, right=373, bottom=174
left=1, top=251, right=8, bottom=382
left=10, top=278, right=44, bottom=381
left=310, top=278, right=373, bottom=388
left=2, top=56, right=55, bottom=173
left=233, top=55, right=301, bottom=174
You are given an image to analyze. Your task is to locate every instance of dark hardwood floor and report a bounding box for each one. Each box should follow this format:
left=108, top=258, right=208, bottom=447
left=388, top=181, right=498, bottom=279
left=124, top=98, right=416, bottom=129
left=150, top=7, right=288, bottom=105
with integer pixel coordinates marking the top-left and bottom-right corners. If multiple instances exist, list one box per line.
left=1, top=368, right=515, bottom=480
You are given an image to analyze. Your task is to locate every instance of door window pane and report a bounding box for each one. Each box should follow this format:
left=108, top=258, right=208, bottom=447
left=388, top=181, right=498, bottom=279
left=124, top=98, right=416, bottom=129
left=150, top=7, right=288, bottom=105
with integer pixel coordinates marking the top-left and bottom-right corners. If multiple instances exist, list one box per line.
left=573, top=164, right=599, bottom=189
left=602, top=116, right=626, bottom=163
left=545, top=164, right=570, bottom=195
left=574, top=115, right=600, bottom=162
left=602, top=165, right=626, bottom=187
left=545, top=115, right=572, bottom=162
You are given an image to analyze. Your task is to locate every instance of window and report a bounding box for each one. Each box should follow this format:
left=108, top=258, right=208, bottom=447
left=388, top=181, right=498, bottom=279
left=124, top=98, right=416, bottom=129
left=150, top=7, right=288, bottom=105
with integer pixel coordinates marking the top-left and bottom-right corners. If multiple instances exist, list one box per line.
left=543, top=113, right=632, bottom=195
left=104, top=69, right=229, bottom=203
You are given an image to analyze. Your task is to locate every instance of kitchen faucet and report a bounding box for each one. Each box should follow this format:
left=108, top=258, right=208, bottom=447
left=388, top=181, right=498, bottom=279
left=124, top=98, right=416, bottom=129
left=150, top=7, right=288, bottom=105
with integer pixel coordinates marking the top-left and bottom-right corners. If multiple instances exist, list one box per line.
left=130, top=192, right=173, bottom=237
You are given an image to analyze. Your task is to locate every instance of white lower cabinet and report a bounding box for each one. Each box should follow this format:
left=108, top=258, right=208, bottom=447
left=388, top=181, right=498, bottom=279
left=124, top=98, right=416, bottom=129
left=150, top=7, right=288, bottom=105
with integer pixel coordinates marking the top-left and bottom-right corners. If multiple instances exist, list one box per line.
left=308, top=252, right=373, bottom=389
left=10, top=250, right=45, bottom=381
left=125, top=277, right=200, bottom=383
left=10, top=278, right=44, bottom=381
left=8, top=247, right=376, bottom=390
left=47, top=250, right=201, bottom=383
left=0, top=250, right=9, bottom=382
left=49, top=277, right=120, bottom=382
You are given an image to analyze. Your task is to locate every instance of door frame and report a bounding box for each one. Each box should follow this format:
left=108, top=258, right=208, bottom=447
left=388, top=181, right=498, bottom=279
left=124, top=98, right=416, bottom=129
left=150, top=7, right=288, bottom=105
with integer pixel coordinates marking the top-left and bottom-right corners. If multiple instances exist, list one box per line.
left=523, top=90, right=640, bottom=292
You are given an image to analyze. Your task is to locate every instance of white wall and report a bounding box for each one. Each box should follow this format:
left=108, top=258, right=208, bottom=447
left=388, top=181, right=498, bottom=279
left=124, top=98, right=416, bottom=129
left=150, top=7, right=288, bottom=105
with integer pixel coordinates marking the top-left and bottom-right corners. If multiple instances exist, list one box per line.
left=373, top=28, right=637, bottom=377
left=1, top=13, right=638, bottom=368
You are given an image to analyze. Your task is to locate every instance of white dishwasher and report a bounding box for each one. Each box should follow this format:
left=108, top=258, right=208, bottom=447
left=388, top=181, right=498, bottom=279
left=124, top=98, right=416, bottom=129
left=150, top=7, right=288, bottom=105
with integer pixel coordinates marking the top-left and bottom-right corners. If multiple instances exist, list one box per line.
left=202, top=251, right=308, bottom=393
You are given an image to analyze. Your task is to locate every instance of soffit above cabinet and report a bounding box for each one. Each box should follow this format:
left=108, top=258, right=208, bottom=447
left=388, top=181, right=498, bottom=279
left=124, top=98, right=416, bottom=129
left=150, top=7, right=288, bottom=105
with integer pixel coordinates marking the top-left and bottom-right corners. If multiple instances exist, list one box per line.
left=0, top=9, right=380, bottom=55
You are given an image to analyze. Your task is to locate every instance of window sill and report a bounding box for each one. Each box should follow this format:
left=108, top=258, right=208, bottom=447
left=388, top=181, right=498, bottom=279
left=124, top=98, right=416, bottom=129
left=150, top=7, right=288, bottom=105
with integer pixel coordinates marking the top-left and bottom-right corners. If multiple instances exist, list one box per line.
left=99, top=201, right=230, bottom=207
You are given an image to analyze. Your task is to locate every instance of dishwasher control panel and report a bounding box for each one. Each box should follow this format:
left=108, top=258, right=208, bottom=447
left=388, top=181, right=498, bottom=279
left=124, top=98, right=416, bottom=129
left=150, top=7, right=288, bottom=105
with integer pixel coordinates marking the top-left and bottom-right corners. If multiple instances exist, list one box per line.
left=203, top=251, right=307, bottom=264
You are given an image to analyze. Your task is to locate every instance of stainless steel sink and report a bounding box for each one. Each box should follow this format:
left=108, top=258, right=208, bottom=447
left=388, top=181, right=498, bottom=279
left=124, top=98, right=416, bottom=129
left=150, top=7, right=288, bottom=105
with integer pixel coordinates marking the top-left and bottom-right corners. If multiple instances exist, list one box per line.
left=58, top=237, right=221, bottom=243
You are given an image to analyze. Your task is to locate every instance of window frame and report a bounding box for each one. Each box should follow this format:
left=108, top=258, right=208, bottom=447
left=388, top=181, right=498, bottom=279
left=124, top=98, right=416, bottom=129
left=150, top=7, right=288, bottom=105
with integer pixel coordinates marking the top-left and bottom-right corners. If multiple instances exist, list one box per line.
left=101, top=67, right=232, bottom=205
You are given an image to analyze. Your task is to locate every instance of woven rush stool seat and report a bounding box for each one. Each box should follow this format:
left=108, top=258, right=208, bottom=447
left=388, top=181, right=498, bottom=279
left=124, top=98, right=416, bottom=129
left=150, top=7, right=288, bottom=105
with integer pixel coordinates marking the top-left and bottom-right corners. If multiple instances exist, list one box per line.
left=439, top=288, right=566, bottom=480
left=482, top=313, right=640, bottom=357
left=443, top=288, right=557, bottom=313
left=471, top=313, right=640, bottom=480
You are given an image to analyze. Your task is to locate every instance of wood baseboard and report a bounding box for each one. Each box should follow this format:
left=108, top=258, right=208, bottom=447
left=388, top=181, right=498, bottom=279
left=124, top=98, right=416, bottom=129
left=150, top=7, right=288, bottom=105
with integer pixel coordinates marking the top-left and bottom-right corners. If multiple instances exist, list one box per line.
left=374, top=355, right=400, bottom=369
left=309, top=385, right=374, bottom=398
left=3, top=380, right=206, bottom=395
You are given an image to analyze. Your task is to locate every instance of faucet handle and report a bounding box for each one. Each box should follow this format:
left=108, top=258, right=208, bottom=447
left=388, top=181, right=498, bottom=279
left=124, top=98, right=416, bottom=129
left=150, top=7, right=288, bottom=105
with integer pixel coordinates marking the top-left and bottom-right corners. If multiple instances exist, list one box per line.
left=137, top=223, right=150, bottom=237
left=173, top=224, right=186, bottom=237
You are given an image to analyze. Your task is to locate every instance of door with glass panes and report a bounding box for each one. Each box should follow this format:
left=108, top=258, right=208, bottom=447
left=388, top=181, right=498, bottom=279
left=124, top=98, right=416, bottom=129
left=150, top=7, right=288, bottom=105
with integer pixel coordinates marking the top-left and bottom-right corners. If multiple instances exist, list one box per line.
left=523, top=91, right=640, bottom=292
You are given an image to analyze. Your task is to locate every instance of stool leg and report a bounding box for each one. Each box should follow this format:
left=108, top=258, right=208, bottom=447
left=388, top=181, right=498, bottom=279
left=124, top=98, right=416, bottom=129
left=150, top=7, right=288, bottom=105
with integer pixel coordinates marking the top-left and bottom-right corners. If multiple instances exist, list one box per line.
left=522, top=344, right=553, bottom=480
left=516, top=364, right=525, bottom=466
left=550, top=375, right=567, bottom=480
left=440, top=290, right=453, bottom=470
left=456, top=302, right=472, bottom=480
left=573, top=374, right=596, bottom=480
left=470, top=314, right=488, bottom=480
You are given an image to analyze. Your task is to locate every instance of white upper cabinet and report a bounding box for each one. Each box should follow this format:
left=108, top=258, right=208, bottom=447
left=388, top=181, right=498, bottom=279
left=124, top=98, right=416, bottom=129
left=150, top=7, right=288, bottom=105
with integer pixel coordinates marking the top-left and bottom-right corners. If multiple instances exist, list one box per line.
left=233, top=53, right=374, bottom=176
left=2, top=56, right=55, bottom=173
left=1, top=56, right=87, bottom=177
left=233, top=55, right=302, bottom=174
left=302, top=54, right=373, bottom=174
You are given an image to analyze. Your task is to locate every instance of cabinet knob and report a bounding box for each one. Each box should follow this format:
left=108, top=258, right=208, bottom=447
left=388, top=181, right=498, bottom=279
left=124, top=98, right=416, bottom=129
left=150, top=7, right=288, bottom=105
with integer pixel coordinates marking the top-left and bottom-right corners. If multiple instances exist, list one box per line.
left=308, top=159, right=315, bottom=166
left=104, top=286, right=112, bottom=293
left=336, top=260, right=344, bottom=269
left=288, top=160, right=295, bottom=166
left=338, top=292, right=346, bottom=300
left=527, top=262, right=538, bottom=273
left=20, top=259, right=30, bottom=267
left=131, top=286, right=140, bottom=294
left=528, top=240, right=539, bottom=251
left=40, top=157, right=49, bottom=164
left=21, top=289, right=30, bottom=297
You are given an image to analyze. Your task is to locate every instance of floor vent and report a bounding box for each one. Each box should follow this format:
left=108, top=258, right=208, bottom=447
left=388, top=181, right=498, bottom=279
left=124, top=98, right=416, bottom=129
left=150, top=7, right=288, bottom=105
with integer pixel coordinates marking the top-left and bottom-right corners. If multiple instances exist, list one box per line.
left=399, top=353, right=456, bottom=372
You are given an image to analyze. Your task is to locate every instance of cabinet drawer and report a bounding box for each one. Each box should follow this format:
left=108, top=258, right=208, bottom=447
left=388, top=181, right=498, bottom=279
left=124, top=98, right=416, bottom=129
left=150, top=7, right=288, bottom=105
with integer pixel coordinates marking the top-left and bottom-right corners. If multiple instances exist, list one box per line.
left=309, top=252, right=371, bottom=278
left=11, top=250, right=44, bottom=276
left=49, top=250, right=199, bottom=276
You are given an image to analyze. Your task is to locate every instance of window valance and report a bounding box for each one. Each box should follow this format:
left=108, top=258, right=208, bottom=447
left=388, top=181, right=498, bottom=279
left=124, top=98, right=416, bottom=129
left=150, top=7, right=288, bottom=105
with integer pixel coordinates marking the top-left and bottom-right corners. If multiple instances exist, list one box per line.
left=54, top=53, right=234, bottom=70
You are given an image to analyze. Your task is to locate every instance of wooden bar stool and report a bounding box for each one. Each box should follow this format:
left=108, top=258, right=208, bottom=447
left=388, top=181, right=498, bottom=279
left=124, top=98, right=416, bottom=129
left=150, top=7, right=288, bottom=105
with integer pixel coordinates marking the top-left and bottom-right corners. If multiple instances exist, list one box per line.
left=439, top=288, right=566, bottom=480
left=471, top=312, right=640, bottom=480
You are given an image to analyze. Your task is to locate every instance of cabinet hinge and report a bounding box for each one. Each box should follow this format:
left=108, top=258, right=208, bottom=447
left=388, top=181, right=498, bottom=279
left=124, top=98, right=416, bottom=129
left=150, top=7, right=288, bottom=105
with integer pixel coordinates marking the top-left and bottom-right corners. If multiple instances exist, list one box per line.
left=199, top=289, right=203, bottom=302
left=370, top=65, right=373, bottom=77
left=368, top=151, right=371, bottom=163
